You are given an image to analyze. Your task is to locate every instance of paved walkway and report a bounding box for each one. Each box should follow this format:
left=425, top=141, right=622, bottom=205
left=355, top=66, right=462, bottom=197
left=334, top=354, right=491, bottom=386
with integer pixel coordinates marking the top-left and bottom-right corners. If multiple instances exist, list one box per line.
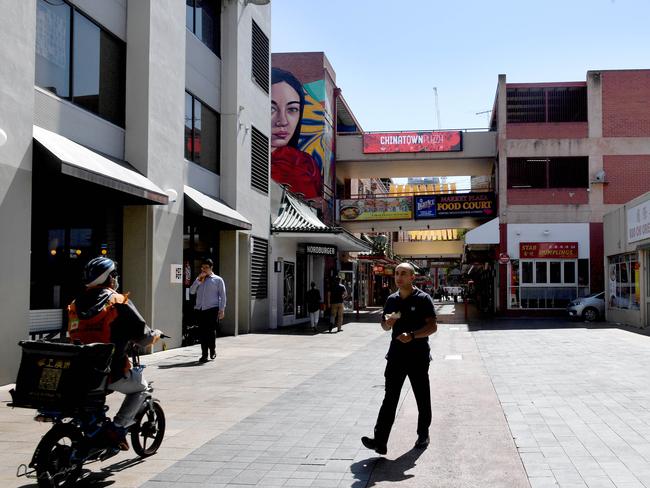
left=6, top=306, right=650, bottom=487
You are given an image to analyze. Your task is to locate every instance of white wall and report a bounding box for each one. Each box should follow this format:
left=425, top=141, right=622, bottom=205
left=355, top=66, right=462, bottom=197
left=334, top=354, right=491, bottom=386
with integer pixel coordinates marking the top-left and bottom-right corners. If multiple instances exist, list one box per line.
left=507, top=223, right=591, bottom=259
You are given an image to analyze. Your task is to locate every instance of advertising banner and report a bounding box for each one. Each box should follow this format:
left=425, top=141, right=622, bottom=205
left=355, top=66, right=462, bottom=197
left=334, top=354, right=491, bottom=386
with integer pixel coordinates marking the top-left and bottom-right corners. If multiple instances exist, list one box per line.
left=363, top=131, right=462, bottom=154
left=339, top=197, right=413, bottom=221
left=414, top=192, right=496, bottom=219
left=520, top=242, right=578, bottom=259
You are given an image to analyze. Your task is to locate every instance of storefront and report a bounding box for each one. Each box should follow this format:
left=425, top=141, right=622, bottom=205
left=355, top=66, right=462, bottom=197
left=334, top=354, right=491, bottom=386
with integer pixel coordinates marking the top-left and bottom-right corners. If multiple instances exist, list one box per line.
left=182, top=185, right=252, bottom=339
left=604, top=193, right=650, bottom=327
left=504, top=223, right=591, bottom=311
left=270, top=190, right=371, bottom=328
left=30, top=126, right=169, bottom=336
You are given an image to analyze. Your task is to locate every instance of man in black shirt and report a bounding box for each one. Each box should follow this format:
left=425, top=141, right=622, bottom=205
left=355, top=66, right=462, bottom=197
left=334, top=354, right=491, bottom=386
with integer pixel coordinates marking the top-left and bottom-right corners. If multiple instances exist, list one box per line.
left=327, top=276, right=347, bottom=333
left=362, top=263, right=437, bottom=455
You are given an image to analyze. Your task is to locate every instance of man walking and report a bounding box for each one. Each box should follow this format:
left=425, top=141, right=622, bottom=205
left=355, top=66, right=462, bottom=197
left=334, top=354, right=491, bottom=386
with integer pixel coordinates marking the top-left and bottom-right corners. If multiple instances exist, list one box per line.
left=306, top=282, right=322, bottom=331
left=361, top=262, right=437, bottom=455
left=189, top=258, right=226, bottom=362
left=327, top=276, right=347, bottom=333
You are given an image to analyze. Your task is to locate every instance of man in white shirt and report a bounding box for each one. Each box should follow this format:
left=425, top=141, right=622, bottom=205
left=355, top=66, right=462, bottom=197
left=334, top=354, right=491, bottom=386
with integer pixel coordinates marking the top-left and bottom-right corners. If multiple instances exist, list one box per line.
left=189, top=258, right=226, bottom=362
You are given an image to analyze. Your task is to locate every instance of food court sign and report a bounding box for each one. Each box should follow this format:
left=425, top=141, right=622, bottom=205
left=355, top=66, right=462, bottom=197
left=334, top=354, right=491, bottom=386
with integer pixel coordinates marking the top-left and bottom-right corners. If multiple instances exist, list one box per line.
left=339, top=197, right=413, bottom=221
left=363, top=131, right=462, bottom=154
left=414, top=192, right=496, bottom=219
left=627, top=200, right=650, bottom=243
left=520, top=242, right=578, bottom=259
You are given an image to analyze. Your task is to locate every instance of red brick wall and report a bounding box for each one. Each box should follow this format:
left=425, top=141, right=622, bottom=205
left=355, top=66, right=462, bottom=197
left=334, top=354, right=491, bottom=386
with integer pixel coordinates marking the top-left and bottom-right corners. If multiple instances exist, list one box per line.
left=589, top=223, right=604, bottom=293
left=603, top=155, right=650, bottom=204
left=507, top=122, right=588, bottom=139
left=508, top=188, right=589, bottom=205
left=602, top=71, right=650, bottom=137
left=272, top=52, right=324, bottom=85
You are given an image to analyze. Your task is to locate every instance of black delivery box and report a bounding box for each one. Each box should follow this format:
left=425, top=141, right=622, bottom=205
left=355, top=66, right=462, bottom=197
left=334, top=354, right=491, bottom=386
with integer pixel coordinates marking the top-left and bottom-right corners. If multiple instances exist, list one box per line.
left=10, top=341, right=114, bottom=411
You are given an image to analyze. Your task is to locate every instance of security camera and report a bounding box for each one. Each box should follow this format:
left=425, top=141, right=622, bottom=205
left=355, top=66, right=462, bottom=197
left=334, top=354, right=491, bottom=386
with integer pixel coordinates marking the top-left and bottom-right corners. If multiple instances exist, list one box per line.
left=594, top=170, right=606, bottom=182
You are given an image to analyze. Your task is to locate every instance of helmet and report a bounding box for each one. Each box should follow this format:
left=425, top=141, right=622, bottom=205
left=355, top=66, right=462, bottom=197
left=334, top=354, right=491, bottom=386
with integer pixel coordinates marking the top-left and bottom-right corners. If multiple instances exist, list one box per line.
left=83, top=257, right=116, bottom=287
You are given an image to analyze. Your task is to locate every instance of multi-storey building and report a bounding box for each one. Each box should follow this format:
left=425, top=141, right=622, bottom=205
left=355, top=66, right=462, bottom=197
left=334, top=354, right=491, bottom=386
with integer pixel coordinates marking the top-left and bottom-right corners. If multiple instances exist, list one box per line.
left=494, top=70, right=650, bottom=315
left=0, top=0, right=271, bottom=383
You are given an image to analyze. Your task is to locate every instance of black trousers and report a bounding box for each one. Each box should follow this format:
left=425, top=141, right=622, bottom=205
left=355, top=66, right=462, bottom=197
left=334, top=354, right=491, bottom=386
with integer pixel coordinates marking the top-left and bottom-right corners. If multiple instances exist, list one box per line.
left=374, top=355, right=431, bottom=444
left=196, top=307, right=219, bottom=358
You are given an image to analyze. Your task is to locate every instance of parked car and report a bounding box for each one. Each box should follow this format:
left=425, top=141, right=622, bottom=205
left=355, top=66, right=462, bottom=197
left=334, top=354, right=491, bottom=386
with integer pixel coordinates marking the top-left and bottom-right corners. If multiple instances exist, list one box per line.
left=567, top=292, right=605, bottom=321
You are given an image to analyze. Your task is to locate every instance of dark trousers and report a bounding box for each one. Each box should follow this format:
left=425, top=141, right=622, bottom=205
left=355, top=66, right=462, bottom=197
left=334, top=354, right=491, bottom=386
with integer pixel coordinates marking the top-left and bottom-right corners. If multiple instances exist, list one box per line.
left=196, top=307, right=219, bottom=358
left=374, top=356, right=431, bottom=444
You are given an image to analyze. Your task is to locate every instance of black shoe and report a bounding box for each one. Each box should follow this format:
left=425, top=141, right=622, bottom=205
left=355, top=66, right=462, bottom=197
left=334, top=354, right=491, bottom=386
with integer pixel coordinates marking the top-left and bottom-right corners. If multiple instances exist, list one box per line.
left=361, top=436, right=387, bottom=455
left=210, top=352, right=216, bottom=360
left=414, top=435, right=430, bottom=449
left=199, top=356, right=208, bottom=363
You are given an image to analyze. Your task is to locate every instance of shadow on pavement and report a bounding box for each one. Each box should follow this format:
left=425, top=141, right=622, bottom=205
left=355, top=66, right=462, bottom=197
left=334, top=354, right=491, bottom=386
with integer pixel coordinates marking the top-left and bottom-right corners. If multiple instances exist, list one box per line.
left=351, top=448, right=425, bottom=487
left=157, top=359, right=209, bottom=369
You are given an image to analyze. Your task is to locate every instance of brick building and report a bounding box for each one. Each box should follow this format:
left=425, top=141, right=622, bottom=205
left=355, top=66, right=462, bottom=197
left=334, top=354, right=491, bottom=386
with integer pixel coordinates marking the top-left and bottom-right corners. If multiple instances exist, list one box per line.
left=493, top=70, right=650, bottom=315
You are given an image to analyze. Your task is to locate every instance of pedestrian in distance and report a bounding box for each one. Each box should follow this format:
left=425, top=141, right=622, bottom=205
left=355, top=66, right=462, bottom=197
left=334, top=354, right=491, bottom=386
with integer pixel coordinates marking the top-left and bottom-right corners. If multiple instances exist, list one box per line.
left=189, top=258, right=226, bottom=363
left=327, top=276, right=347, bottom=333
left=361, top=262, right=438, bottom=455
left=306, top=281, right=322, bottom=331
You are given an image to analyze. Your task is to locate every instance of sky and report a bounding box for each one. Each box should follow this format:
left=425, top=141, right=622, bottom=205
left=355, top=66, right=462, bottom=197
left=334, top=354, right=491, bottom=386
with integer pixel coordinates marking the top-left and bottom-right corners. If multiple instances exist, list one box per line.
left=271, top=0, right=650, bottom=132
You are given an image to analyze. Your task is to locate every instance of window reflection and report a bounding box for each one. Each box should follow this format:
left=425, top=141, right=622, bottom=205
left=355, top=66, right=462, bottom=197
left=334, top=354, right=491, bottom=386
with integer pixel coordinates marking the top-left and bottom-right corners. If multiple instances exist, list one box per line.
left=35, top=0, right=71, bottom=97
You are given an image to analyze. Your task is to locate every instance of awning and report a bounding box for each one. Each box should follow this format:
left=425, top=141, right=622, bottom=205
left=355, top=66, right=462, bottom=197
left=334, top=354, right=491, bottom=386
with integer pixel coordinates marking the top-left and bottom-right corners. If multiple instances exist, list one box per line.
left=33, top=125, right=168, bottom=204
left=184, top=185, right=252, bottom=231
left=272, top=192, right=372, bottom=252
left=465, top=217, right=500, bottom=245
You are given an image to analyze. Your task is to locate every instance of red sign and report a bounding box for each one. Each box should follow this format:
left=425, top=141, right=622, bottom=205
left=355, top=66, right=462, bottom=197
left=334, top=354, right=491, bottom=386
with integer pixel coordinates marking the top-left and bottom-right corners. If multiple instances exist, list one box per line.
left=373, top=265, right=384, bottom=274
left=363, top=131, right=462, bottom=154
left=520, top=242, right=578, bottom=259
left=498, top=253, right=510, bottom=264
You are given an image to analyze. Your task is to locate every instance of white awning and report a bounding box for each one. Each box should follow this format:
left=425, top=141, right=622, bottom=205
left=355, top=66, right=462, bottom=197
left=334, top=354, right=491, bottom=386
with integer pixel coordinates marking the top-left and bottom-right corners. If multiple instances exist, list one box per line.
left=465, top=217, right=500, bottom=245
left=33, top=125, right=168, bottom=204
left=184, top=185, right=252, bottom=230
left=273, top=231, right=372, bottom=252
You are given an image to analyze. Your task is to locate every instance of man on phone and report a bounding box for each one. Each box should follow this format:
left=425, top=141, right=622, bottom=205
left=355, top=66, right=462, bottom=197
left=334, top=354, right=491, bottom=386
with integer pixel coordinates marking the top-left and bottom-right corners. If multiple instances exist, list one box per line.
left=189, top=258, right=226, bottom=362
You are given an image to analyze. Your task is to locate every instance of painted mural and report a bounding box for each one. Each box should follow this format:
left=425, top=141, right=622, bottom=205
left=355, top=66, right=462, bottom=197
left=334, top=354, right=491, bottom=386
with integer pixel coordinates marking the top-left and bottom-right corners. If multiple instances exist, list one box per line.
left=271, top=67, right=334, bottom=204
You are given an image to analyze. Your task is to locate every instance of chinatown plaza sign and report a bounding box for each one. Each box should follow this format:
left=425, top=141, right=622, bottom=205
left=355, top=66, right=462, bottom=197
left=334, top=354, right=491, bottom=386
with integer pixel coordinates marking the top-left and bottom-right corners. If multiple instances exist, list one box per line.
left=363, top=130, right=462, bottom=154
left=414, top=192, right=496, bottom=219
left=520, top=242, right=578, bottom=259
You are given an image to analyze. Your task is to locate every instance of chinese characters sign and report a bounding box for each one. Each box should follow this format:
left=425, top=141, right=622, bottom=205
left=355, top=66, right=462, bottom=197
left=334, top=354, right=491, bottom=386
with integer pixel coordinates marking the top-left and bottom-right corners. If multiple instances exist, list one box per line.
left=363, top=131, right=462, bottom=154
left=627, top=201, right=650, bottom=243
left=338, top=197, right=413, bottom=221
left=520, top=242, right=578, bottom=259
left=414, top=192, right=496, bottom=219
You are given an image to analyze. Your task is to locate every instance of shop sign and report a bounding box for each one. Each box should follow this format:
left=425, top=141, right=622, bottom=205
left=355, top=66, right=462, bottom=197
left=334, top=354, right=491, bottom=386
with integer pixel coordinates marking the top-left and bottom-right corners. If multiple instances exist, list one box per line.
left=373, top=265, right=384, bottom=274
left=363, top=130, right=462, bottom=154
left=520, top=242, right=578, bottom=259
left=627, top=201, right=650, bottom=243
left=305, top=244, right=337, bottom=256
left=414, top=192, right=496, bottom=219
left=339, top=197, right=413, bottom=221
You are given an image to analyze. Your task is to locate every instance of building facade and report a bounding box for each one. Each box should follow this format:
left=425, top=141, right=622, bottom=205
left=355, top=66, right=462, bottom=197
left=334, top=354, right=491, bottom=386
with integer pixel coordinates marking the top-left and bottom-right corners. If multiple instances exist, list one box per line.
left=0, top=0, right=271, bottom=384
left=495, top=70, right=650, bottom=314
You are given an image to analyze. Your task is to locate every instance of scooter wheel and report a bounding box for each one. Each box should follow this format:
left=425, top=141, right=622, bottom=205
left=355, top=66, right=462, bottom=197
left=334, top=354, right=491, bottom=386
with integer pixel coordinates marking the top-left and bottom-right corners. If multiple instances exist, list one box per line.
left=34, top=423, right=83, bottom=487
left=131, top=400, right=165, bottom=457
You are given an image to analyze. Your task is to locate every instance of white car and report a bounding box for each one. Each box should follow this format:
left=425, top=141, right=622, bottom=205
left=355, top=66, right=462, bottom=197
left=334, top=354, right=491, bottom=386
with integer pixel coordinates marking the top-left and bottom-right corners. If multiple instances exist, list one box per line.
left=567, top=292, right=605, bottom=322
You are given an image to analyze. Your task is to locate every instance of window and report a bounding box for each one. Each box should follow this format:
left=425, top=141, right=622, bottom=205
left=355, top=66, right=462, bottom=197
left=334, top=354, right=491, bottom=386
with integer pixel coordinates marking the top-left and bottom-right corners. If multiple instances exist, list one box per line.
left=186, top=0, right=220, bottom=56
left=608, top=253, right=640, bottom=310
left=185, top=92, right=220, bottom=174
left=514, top=259, right=581, bottom=309
left=507, top=86, right=587, bottom=123
left=251, top=20, right=269, bottom=93
left=250, top=126, right=269, bottom=193
left=35, top=0, right=126, bottom=126
left=507, top=157, right=588, bottom=189
left=250, top=237, right=268, bottom=299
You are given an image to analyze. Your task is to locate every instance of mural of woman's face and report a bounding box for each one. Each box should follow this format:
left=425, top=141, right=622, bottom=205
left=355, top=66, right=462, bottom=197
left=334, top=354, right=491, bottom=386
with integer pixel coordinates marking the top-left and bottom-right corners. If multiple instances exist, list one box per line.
left=271, top=81, right=301, bottom=150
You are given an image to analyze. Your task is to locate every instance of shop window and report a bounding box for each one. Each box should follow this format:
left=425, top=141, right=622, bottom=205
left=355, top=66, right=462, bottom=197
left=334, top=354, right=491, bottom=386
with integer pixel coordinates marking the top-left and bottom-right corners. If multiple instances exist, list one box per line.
left=535, top=262, right=547, bottom=283
left=186, top=0, right=220, bottom=56
left=516, top=259, right=581, bottom=309
left=185, top=91, right=220, bottom=174
left=35, top=0, right=126, bottom=126
left=564, top=261, right=576, bottom=284
left=608, top=253, right=640, bottom=310
left=550, top=262, right=562, bottom=284
left=521, top=261, right=533, bottom=284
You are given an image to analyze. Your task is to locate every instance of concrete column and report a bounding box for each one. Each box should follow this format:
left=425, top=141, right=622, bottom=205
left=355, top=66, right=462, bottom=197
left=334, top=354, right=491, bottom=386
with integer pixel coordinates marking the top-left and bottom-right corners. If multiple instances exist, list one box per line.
left=0, top=0, right=35, bottom=384
left=123, top=0, right=185, bottom=347
left=219, top=230, right=240, bottom=335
